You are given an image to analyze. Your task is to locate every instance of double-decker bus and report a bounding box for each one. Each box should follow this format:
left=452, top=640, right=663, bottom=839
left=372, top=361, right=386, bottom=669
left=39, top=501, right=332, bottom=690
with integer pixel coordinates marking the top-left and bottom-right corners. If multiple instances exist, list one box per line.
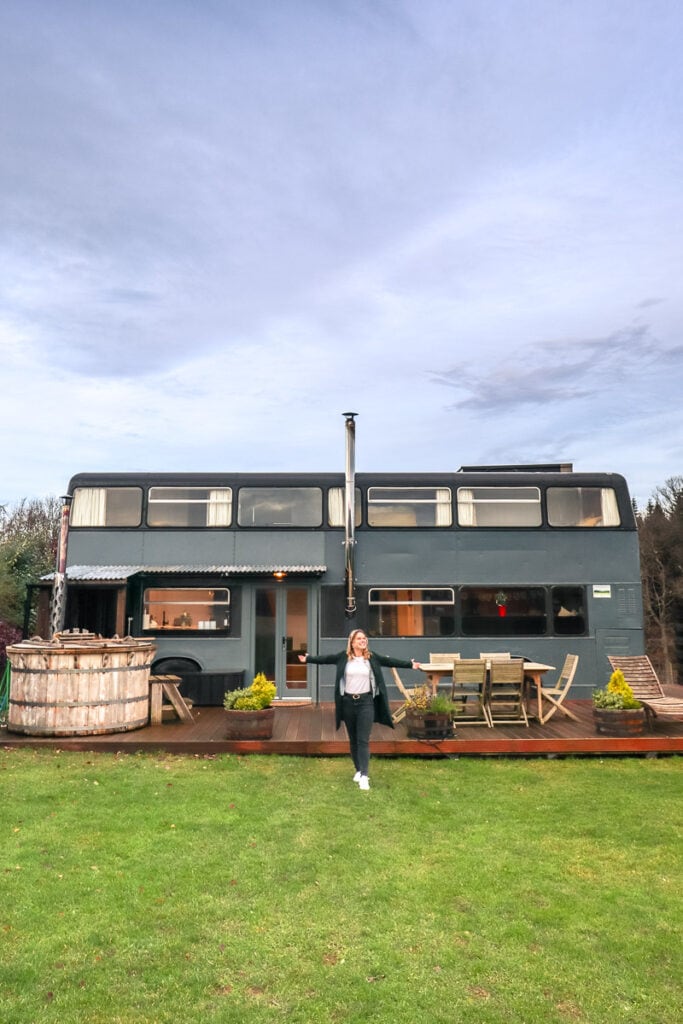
left=36, top=457, right=643, bottom=705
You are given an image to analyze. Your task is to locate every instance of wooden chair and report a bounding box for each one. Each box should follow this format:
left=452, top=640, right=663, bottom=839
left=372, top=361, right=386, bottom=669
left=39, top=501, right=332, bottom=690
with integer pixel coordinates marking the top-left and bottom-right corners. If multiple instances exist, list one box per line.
left=451, top=659, right=490, bottom=726
left=390, top=667, right=418, bottom=724
left=479, top=651, right=510, bottom=660
left=534, top=654, right=579, bottom=724
left=608, top=656, right=683, bottom=723
left=487, top=658, right=528, bottom=726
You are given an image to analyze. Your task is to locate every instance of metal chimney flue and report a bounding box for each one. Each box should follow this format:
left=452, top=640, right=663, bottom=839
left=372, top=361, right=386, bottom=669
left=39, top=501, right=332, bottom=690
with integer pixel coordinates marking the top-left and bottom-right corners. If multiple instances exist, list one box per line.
left=342, top=412, right=358, bottom=618
left=49, top=495, right=72, bottom=637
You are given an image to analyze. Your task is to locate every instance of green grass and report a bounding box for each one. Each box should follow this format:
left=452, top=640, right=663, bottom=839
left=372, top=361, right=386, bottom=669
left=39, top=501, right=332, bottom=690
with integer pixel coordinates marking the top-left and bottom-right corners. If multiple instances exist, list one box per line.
left=1, top=751, right=682, bottom=1024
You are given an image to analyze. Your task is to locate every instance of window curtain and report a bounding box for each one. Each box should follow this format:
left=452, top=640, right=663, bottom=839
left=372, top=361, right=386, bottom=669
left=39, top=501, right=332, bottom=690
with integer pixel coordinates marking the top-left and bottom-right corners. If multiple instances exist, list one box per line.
left=435, top=488, right=452, bottom=526
left=457, top=488, right=476, bottom=526
left=207, top=489, right=232, bottom=526
left=600, top=488, right=620, bottom=526
left=328, top=487, right=361, bottom=527
left=71, top=488, right=107, bottom=526
left=328, top=487, right=344, bottom=527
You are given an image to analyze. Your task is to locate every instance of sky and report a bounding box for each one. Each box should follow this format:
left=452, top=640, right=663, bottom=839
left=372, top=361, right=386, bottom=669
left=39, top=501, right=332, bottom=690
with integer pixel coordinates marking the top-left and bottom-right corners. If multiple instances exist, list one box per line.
left=1, top=0, right=682, bottom=510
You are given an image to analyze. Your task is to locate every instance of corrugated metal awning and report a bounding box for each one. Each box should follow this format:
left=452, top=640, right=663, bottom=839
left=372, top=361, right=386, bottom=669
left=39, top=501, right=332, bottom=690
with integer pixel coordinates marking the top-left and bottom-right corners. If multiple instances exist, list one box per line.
left=42, top=564, right=327, bottom=582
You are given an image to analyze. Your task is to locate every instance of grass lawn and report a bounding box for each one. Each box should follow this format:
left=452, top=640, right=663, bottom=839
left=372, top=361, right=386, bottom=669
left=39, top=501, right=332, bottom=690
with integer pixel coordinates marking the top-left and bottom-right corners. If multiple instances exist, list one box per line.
left=1, top=750, right=682, bottom=1023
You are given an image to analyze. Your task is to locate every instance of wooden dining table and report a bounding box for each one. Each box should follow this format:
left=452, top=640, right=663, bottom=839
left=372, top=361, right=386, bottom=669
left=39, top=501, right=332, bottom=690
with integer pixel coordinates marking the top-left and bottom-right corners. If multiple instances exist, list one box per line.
left=521, top=663, right=556, bottom=720
left=417, top=660, right=555, bottom=720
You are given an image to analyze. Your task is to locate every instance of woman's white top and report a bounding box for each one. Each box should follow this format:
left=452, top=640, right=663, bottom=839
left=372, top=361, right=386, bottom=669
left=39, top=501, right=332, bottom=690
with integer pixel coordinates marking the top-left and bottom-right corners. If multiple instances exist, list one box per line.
left=344, top=656, right=372, bottom=694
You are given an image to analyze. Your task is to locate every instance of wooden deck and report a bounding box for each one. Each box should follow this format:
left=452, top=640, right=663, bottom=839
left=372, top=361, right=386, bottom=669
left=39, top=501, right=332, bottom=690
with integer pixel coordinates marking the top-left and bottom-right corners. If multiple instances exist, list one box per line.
left=3, top=700, right=683, bottom=757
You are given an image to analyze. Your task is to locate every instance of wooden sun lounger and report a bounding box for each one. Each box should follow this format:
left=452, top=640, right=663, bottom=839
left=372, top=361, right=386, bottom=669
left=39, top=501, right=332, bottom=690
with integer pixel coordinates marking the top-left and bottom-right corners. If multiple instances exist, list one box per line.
left=608, top=656, right=683, bottom=723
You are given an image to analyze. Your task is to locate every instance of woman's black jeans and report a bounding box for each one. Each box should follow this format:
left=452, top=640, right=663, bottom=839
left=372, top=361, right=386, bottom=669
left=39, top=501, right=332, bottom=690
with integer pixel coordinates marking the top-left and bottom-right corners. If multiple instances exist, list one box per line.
left=342, top=692, right=374, bottom=775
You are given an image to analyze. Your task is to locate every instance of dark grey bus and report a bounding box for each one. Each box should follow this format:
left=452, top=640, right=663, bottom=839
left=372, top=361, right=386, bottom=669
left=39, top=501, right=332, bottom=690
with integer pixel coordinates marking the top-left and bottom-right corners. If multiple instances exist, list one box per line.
left=41, top=463, right=643, bottom=704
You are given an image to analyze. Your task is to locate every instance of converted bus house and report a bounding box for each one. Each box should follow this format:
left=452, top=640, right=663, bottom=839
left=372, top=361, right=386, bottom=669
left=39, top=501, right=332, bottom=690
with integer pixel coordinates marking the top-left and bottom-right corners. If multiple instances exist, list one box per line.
left=37, top=458, right=644, bottom=706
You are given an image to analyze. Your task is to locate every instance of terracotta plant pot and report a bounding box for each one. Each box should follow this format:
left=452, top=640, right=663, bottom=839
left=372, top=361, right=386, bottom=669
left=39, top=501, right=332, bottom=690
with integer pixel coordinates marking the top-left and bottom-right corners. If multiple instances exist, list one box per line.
left=592, top=706, right=647, bottom=737
left=224, top=706, right=275, bottom=739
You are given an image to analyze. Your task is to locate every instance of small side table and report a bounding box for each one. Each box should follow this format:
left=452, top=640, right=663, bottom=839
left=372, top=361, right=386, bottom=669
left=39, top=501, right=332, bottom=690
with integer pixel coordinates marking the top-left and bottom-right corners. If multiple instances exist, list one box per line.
left=149, top=675, right=194, bottom=725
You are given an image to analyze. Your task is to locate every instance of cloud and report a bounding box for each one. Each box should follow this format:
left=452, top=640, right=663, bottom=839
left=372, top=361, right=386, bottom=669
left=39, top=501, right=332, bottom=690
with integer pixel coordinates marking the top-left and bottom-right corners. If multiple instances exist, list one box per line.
left=428, top=323, right=675, bottom=413
left=0, top=1, right=682, bottom=511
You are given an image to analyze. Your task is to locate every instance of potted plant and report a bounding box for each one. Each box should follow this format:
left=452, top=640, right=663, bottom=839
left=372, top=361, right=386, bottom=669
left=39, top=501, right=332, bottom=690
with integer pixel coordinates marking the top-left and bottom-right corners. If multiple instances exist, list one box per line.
left=224, top=672, right=277, bottom=739
left=592, top=669, right=647, bottom=736
left=403, top=684, right=457, bottom=739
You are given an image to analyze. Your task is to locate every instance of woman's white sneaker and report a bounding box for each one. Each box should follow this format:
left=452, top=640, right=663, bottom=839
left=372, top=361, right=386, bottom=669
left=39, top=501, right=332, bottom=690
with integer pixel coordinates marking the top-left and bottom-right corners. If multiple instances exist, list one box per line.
left=353, top=771, right=362, bottom=783
left=359, top=775, right=370, bottom=790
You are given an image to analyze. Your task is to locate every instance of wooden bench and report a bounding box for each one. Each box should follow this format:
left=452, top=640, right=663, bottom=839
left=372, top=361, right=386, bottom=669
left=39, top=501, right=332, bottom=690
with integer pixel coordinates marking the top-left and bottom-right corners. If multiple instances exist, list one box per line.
left=149, top=675, right=194, bottom=725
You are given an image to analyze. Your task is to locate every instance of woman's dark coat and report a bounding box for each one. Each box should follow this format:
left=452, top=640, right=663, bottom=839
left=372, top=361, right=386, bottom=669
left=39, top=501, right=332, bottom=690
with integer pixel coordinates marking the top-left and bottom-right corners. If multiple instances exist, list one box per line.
left=306, top=650, right=414, bottom=730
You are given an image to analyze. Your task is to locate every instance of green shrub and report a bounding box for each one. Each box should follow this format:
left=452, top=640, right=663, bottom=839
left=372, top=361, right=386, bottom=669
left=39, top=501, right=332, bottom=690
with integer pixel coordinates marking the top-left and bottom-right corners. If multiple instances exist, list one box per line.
left=428, top=693, right=457, bottom=715
left=592, top=669, right=642, bottom=709
left=224, top=671, right=276, bottom=710
left=403, top=684, right=457, bottom=716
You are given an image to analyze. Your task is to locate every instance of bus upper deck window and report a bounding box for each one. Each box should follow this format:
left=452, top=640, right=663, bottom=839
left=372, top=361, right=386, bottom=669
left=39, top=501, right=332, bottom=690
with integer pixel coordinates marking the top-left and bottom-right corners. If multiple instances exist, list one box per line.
left=148, top=487, right=232, bottom=527
left=457, top=487, right=541, bottom=527
left=70, top=487, right=142, bottom=527
left=237, top=487, right=323, bottom=527
left=367, top=487, right=452, bottom=527
left=547, top=488, right=620, bottom=527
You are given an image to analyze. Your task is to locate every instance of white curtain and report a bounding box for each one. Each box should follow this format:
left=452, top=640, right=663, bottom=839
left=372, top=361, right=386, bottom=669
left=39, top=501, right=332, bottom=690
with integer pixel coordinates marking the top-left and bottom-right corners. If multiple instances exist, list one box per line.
left=207, top=489, right=232, bottom=526
left=71, top=488, right=107, bottom=526
left=457, top=488, right=476, bottom=526
left=435, top=487, right=452, bottom=526
left=328, top=487, right=344, bottom=527
left=600, top=488, right=620, bottom=526
left=328, top=487, right=360, bottom=527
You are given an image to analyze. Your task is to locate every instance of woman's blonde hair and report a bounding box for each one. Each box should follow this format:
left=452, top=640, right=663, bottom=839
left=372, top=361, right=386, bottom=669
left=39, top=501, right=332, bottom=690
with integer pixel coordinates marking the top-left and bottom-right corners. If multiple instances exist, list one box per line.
left=346, top=629, right=371, bottom=659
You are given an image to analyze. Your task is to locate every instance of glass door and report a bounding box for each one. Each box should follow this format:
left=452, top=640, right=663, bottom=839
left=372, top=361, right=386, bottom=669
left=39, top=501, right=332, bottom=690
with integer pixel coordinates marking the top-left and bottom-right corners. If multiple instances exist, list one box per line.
left=254, top=586, right=311, bottom=699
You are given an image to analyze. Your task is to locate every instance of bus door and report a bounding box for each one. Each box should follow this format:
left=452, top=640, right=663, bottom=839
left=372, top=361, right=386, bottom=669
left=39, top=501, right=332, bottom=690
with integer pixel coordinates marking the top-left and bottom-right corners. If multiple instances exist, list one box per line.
left=253, top=586, right=311, bottom=699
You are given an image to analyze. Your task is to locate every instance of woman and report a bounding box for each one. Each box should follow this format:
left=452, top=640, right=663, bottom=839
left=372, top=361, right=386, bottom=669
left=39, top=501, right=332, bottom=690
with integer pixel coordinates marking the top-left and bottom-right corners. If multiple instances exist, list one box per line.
left=299, top=630, right=421, bottom=790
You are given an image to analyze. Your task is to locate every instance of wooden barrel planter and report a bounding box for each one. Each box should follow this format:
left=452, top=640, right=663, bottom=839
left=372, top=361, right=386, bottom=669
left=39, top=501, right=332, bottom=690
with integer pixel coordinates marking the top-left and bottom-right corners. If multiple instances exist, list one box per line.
left=224, top=707, right=275, bottom=740
left=7, top=634, right=156, bottom=736
left=405, top=709, right=454, bottom=740
left=592, top=706, right=647, bottom=736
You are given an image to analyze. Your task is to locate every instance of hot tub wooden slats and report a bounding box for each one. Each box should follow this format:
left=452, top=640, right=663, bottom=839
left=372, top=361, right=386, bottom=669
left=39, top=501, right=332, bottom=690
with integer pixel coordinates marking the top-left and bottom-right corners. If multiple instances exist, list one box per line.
left=7, top=637, right=155, bottom=737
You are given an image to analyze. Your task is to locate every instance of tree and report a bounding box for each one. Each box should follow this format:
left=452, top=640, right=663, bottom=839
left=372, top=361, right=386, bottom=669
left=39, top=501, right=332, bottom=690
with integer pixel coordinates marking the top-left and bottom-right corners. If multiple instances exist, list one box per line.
left=0, top=497, right=61, bottom=661
left=637, top=477, right=683, bottom=683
